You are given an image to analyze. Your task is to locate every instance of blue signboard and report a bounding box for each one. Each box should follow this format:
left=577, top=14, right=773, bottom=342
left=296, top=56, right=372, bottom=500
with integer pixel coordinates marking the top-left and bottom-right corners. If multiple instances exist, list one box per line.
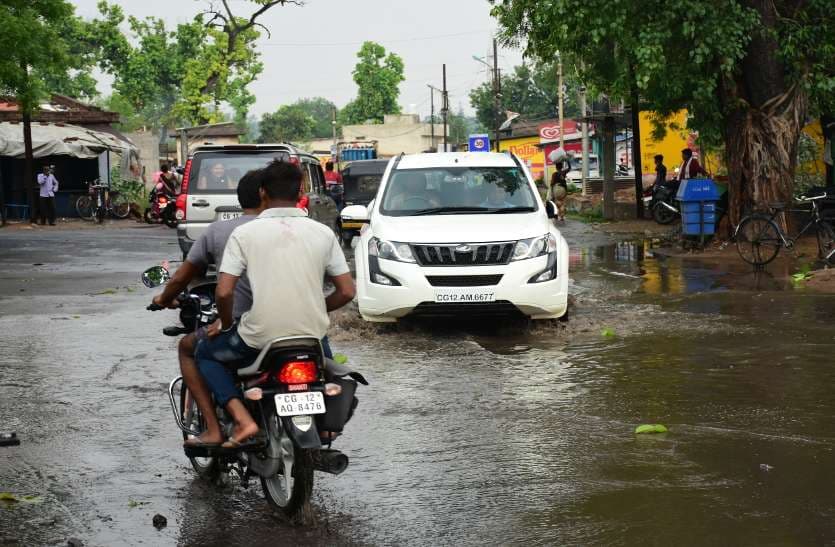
left=468, top=134, right=491, bottom=152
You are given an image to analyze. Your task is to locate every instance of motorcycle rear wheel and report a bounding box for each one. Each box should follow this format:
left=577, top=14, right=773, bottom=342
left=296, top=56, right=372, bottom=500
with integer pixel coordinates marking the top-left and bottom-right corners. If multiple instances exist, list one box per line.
left=652, top=202, right=678, bottom=225
left=76, top=196, right=94, bottom=221
left=261, top=427, right=314, bottom=519
left=180, top=384, right=218, bottom=479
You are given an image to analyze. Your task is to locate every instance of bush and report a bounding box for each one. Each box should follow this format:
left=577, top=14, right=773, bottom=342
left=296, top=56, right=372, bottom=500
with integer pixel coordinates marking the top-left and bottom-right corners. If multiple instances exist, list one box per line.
left=110, top=167, right=148, bottom=208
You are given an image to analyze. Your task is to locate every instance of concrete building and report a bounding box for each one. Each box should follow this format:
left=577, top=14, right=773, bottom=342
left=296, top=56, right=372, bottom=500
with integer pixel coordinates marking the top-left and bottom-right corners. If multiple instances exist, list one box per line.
left=342, top=115, right=445, bottom=157
left=124, top=130, right=160, bottom=187
left=174, top=122, right=245, bottom=165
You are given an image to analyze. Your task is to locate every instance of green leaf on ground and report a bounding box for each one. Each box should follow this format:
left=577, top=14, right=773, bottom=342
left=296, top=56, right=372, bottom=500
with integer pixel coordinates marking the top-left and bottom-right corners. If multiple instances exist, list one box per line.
left=98, top=288, right=118, bottom=295
left=128, top=499, right=150, bottom=508
left=333, top=353, right=348, bottom=365
left=601, top=327, right=616, bottom=338
left=635, top=424, right=668, bottom=434
left=0, top=493, right=43, bottom=504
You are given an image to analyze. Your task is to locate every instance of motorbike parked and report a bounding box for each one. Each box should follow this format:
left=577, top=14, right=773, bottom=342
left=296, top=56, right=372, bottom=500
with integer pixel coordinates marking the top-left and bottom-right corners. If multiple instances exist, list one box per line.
left=643, top=182, right=680, bottom=225
left=141, top=265, right=366, bottom=518
left=145, top=186, right=179, bottom=228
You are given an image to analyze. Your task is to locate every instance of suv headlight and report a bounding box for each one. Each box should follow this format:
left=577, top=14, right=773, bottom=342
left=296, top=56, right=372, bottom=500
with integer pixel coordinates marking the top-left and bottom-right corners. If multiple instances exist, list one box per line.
left=368, top=237, right=416, bottom=263
left=511, top=233, right=557, bottom=261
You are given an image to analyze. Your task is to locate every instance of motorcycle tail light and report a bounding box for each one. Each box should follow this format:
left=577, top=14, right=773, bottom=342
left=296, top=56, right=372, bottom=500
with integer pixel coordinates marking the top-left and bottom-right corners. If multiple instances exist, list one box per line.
left=158, top=196, right=168, bottom=206
left=277, top=360, right=318, bottom=384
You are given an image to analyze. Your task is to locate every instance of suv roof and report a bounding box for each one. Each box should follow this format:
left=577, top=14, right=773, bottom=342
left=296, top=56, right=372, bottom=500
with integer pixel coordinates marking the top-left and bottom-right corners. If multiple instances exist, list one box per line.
left=190, top=142, right=316, bottom=159
left=396, top=152, right=518, bottom=170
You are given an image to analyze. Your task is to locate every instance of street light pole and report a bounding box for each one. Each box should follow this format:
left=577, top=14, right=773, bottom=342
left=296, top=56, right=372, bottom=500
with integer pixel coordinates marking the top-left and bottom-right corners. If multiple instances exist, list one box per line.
left=557, top=52, right=564, bottom=150
left=442, top=64, right=449, bottom=152
left=427, top=84, right=439, bottom=152
left=331, top=107, right=338, bottom=168
left=493, top=38, right=500, bottom=152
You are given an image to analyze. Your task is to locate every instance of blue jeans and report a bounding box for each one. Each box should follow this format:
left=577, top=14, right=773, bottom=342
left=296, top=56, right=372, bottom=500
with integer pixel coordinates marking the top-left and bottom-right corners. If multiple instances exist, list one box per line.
left=196, top=327, right=334, bottom=407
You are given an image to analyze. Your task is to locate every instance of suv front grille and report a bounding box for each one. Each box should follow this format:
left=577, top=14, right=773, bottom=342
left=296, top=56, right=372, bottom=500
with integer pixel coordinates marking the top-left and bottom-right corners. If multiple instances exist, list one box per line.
left=425, top=275, right=503, bottom=287
left=411, top=242, right=515, bottom=266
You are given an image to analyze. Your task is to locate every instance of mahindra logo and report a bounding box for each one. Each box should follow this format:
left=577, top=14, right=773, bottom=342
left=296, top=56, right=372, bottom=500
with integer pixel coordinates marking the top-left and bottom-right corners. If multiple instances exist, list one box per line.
left=455, top=245, right=472, bottom=253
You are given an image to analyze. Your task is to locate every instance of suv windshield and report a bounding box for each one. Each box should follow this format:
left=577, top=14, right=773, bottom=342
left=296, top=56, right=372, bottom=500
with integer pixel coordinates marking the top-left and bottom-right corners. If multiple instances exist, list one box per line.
left=190, top=150, right=289, bottom=193
left=380, top=166, right=537, bottom=216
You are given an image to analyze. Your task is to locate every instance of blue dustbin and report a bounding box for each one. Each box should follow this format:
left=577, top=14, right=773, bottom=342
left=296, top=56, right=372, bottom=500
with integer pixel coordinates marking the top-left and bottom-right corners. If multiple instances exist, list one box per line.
left=676, top=178, right=720, bottom=236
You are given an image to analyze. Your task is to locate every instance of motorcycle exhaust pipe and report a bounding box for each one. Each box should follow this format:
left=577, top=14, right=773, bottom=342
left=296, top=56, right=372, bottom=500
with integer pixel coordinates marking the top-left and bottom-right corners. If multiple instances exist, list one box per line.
left=313, top=449, right=349, bottom=475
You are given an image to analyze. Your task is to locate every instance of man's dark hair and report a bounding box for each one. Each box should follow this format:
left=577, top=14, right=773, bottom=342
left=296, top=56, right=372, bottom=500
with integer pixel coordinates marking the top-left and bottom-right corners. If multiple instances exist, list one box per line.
left=237, top=168, right=264, bottom=209
left=161, top=163, right=170, bottom=172
left=325, top=161, right=334, bottom=171
left=654, top=154, right=664, bottom=162
left=261, top=159, right=303, bottom=201
left=682, top=148, right=693, bottom=158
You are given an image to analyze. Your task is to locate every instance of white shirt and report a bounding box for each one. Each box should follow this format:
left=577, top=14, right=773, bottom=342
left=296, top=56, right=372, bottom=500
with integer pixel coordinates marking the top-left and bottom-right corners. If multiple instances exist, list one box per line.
left=220, top=207, right=349, bottom=349
left=37, top=174, right=58, bottom=197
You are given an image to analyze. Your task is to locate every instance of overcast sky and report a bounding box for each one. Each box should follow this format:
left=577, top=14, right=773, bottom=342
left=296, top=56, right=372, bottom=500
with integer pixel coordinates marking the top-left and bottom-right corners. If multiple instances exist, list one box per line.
left=71, top=0, right=525, bottom=120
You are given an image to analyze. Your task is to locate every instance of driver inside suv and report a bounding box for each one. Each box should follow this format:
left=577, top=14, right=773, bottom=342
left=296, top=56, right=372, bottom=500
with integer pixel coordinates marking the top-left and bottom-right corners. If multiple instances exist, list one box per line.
left=388, top=172, right=440, bottom=210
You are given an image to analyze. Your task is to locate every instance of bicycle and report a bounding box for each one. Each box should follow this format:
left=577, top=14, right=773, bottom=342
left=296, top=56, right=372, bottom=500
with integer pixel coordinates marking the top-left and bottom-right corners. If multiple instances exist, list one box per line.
left=76, top=179, right=130, bottom=222
left=735, top=192, right=835, bottom=267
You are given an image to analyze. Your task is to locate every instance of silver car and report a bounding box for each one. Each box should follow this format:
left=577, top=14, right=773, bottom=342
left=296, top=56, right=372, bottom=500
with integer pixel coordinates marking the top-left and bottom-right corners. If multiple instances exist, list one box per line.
left=175, top=144, right=339, bottom=258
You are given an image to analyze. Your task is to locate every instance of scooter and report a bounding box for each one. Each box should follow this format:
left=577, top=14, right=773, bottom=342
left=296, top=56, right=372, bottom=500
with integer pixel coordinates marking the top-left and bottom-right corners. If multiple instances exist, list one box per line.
left=145, top=186, right=179, bottom=228
left=141, top=265, right=366, bottom=519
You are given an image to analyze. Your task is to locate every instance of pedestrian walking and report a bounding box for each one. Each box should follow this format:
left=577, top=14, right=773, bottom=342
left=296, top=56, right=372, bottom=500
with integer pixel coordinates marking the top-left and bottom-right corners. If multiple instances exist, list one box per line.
left=547, top=159, right=570, bottom=222
left=37, top=165, right=58, bottom=225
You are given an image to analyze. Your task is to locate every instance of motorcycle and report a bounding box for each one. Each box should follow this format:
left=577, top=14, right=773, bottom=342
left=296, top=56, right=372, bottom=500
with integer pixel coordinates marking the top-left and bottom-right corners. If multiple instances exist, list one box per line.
left=643, top=182, right=680, bottom=225
left=141, top=265, right=366, bottom=518
left=145, top=186, right=179, bottom=228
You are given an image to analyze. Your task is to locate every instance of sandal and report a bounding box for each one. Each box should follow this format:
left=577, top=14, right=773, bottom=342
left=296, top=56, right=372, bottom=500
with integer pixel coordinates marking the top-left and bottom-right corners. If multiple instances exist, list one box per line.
left=183, top=437, right=221, bottom=448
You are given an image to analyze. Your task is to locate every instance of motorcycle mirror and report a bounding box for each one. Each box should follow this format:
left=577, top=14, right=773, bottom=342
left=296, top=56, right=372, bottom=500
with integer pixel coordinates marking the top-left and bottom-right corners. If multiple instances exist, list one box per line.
left=141, top=265, right=171, bottom=288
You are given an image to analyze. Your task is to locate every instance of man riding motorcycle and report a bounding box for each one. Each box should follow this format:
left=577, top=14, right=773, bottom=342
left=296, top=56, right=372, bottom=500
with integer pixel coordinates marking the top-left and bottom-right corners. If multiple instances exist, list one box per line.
left=152, top=169, right=266, bottom=447
left=196, top=160, right=355, bottom=450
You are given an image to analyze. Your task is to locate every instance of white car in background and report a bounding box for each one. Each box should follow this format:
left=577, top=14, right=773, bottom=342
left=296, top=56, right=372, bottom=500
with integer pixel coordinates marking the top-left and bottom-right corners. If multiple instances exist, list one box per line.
left=341, top=152, right=570, bottom=322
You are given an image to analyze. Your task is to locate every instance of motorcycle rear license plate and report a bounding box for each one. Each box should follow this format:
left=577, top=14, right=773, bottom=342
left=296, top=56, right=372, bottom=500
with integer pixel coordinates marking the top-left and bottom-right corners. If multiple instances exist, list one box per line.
left=275, top=392, right=326, bottom=416
left=434, top=288, right=495, bottom=303
left=220, top=212, right=243, bottom=221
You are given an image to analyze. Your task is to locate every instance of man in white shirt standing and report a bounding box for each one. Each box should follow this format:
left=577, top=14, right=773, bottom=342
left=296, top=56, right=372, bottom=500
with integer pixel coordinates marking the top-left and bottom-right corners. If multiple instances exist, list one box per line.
left=37, top=165, right=59, bottom=225
left=195, top=159, right=356, bottom=449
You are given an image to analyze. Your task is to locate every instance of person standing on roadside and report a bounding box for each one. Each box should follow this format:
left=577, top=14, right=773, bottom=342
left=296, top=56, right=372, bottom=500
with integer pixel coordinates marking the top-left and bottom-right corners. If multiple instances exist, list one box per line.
left=653, top=154, right=668, bottom=189
left=37, top=165, right=58, bottom=226
left=547, top=159, right=570, bottom=222
left=677, top=148, right=709, bottom=182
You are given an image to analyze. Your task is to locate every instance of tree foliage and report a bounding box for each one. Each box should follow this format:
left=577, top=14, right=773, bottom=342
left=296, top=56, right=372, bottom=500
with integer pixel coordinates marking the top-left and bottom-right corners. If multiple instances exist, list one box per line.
left=257, top=104, right=316, bottom=143
left=0, top=0, right=76, bottom=112
left=491, top=0, right=835, bottom=221
left=341, top=42, right=405, bottom=124
left=294, top=97, right=339, bottom=138
left=469, top=61, right=581, bottom=131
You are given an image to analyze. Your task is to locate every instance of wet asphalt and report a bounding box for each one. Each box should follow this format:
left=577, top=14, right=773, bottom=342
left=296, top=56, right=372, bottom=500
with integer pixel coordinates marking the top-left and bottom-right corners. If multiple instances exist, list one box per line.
left=1, top=220, right=834, bottom=546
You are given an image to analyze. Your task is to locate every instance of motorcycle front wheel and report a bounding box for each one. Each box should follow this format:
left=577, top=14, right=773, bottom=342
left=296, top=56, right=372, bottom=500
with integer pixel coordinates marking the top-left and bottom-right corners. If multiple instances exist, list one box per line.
left=261, top=421, right=314, bottom=519
left=180, top=384, right=218, bottom=479
left=652, top=202, right=678, bottom=225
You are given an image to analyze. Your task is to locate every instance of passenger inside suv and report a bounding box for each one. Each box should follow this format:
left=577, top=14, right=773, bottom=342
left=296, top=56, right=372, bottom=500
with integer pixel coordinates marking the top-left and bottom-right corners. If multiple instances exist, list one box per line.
left=198, top=161, right=233, bottom=190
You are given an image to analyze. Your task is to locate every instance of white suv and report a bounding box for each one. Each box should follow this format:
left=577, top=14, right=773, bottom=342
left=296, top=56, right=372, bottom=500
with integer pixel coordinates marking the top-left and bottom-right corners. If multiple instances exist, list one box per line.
left=341, top=152, right=569, bottom=322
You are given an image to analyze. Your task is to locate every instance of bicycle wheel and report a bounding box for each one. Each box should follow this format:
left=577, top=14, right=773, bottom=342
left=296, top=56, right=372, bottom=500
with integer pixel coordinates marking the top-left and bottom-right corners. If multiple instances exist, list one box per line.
left=816, top=221, right=835, bottom=265
left=736, top=215, right=782, bottom=266
left=111, top=194, right=131, bottom=219
left=76, top=195, right=94, bottom=221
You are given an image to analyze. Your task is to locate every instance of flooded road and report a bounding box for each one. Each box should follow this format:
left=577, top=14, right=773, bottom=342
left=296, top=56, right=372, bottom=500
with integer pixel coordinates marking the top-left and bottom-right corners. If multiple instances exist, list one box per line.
left=1, top=222, right=833, bottom=546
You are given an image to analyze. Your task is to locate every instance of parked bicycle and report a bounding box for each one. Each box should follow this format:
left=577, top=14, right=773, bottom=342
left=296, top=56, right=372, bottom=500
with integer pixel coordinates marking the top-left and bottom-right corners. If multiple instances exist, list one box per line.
left=75, top=179, right=130, bottom=222
left=735, top=191, right=835, bottom=266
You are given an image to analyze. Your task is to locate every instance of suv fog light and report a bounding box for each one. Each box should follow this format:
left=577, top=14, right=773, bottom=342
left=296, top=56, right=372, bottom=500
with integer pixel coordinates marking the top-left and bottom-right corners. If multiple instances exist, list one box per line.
left=535, top=269, right=555, bottom=282
left=175, top=209, right=185, bottom=220
left=373, top=272, right=393, bottom=285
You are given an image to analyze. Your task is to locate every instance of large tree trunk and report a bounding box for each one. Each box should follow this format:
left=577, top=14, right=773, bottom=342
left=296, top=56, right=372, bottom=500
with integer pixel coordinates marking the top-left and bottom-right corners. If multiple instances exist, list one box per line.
left=23, top=111, right=36, bottom=224
left=722, top=0, right=808, bottom=226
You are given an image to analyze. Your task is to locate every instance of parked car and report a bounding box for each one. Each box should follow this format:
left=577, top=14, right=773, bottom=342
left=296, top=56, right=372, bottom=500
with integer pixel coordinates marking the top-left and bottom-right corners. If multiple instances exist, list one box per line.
left=338, top=159, right=389, bottom=246
left=341, top=152, right=570, bottom=322
left=565, top=154, right=600, bottom=185
left=176, top=144, right=339, bottom=258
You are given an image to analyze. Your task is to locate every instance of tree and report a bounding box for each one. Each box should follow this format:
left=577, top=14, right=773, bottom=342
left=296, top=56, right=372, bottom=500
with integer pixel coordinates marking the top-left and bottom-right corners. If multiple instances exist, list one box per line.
left=341, top=42, right=405, bottom=124
left=492, top=0, right=835, bottom=223
left=294, top=97, right=339, bottom=138
left=257, top=104, right=316, bottom=143
left=469, top=61, right=581, bottom=133
left=176, top=0, right=295, bottom=126
left=0, top=0, right=76, bottom=220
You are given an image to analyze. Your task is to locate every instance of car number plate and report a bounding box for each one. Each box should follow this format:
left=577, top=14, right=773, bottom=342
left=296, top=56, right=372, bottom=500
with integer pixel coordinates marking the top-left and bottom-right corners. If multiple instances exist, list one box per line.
left=275, top=392, right=326, bottom=416
left=219, top=211, right=243, bottom=221
left=434, top=288, right=496, bottom=303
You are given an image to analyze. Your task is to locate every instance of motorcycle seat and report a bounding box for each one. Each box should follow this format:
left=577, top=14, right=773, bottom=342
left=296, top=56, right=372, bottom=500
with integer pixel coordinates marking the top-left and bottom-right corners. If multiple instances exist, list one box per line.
left=236, top=336, right=323, bottom=377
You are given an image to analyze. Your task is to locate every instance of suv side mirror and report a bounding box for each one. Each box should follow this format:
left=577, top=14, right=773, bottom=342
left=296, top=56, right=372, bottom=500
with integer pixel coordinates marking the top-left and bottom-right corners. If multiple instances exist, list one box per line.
left=341, top=204, right=369, bottom=224
left=545, top=201, right=557, bottom=219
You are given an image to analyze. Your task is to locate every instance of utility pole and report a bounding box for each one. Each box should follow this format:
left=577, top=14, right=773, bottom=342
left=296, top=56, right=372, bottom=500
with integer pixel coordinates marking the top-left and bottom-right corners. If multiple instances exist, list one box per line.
left=557, top=52, right=564, bottom=150
left=493, top=38, right=500, bottom=152
left=427, top=84, right=439, bottom=152
left=331, top=107, right=338, bottom=168
left=580, top=83, right=590, bottom=196
left=602, top=97, right=616, bottom=220
left=629, top=77, right=644, bottom=218
left=441, top=64, right=449, bottom=152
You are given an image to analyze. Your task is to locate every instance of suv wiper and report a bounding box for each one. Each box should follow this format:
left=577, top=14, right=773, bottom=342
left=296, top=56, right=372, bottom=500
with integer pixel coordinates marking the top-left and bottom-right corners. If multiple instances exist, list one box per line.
left=489, top=206, right=536, bottom=213
left=411, top=206, right=490, bottom=216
